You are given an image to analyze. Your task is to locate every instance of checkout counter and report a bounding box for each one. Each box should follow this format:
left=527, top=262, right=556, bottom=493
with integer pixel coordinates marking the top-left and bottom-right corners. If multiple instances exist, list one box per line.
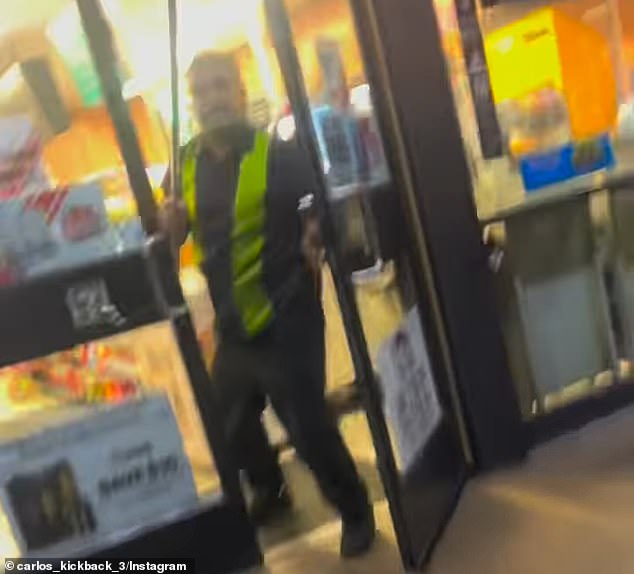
left=467, top=4, right=634, bottom=441
left=482, top=172, right=634, bottom=438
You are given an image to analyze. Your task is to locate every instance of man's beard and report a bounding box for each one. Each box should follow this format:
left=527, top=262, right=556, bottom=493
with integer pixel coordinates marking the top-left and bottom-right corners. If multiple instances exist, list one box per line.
left=201, top=119, right=248, bottom=148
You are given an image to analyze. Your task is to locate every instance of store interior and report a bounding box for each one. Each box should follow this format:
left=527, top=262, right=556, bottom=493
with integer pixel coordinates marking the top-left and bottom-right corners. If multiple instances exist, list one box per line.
left=7, top=0, right=634, bottom=561
left=434, top=0, right=634, bottom=421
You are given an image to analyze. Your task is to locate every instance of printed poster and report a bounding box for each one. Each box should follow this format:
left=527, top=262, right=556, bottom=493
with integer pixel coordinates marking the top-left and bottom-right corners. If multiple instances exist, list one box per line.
left=377, top=308, right=442, bottom=474
left=0, top=395, right=197, bottom=556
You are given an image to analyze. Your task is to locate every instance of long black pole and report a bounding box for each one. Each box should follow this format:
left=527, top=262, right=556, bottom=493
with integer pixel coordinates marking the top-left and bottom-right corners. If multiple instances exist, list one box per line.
left=262, top=0, right=413, bottom=565
left=168, top=0, right=181, bottom=199
left=76, top=0, right=159, bottom=235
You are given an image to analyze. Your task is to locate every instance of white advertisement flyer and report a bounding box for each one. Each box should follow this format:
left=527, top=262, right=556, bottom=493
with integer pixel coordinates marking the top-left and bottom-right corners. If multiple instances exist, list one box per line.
left=377, top=307, right=443, bottom=474
left=0, top=395, right=198, bottom=556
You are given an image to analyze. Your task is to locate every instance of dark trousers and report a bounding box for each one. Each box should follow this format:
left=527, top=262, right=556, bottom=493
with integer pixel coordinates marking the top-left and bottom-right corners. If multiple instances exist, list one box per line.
left=212, top=303, right=369, bottom=521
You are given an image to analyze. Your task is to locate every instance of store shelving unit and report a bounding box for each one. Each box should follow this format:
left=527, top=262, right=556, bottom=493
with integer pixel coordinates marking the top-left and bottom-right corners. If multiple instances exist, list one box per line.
left=0, top=244, right=170, bottom=369
left=0, top=236, right=260, bottom=570
left=482, top=172, right=634, bottom=442
left=0, top=0, right=261, bottom=570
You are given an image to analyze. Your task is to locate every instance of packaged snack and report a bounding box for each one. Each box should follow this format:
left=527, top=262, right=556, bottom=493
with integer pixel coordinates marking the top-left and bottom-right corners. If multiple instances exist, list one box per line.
left=0, top=182, right=118, bottom=278
left=0, top=116, right=50, bottom=201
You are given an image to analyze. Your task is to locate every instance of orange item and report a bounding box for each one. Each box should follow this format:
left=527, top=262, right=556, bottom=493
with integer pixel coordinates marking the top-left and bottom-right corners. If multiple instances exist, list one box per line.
left=485, top=8, right=618, bottom=140
left=43, top=96, right=168, bottom=185
left=180, top=238, right=196, bottom=269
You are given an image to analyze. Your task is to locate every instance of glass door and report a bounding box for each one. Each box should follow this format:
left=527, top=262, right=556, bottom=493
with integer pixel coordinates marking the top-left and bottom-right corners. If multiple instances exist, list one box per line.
left=263, top=0, right=470, bottom=568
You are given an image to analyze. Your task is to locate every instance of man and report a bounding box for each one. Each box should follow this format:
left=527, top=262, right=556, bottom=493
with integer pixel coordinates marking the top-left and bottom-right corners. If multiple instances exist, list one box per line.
left=160, top=51, right=374, bottom=558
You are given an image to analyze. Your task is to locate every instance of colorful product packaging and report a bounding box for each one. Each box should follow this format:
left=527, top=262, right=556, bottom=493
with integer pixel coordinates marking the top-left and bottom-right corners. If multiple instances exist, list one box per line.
left=0, top=182, right=120, bottom=282
left=0, top=116, right=50, bottom=201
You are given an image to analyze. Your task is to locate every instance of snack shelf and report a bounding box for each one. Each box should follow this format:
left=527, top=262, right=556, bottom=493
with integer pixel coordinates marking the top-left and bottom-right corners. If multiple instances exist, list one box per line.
left=0, top=239, right=183, bottom=370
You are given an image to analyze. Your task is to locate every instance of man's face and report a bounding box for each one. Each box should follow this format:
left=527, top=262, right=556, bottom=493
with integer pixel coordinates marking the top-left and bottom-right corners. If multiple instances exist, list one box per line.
left=189, top=61, right=245, bottom=133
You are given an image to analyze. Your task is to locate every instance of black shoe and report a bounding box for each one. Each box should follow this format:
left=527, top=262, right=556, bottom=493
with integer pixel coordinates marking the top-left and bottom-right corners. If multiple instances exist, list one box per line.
left=249, top=484, right=293, bottom=526
left=340, top=506, right=376, bottom=558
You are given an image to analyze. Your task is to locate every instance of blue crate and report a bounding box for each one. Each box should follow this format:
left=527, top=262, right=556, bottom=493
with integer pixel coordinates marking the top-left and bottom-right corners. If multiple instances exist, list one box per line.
left=519, top=134, right=615, bottom=192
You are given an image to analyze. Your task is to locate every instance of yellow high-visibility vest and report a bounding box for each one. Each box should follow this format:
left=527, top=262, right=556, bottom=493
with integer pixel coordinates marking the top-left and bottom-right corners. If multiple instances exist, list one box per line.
left=181, top=131, right=274, bottom=337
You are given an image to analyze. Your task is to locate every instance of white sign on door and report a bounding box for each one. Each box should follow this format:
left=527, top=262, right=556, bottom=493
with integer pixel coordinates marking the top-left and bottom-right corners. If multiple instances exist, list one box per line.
left=377, top=307, right=442, bottom=474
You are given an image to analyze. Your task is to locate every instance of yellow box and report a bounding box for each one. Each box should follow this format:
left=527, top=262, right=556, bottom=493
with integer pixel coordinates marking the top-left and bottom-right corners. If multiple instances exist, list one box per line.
left=485, top=8, right=618, bottom=140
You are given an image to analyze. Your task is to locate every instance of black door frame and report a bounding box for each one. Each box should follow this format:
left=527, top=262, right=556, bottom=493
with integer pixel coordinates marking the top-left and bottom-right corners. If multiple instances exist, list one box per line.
left=263, top=0, right=414, bottom=564
left=264, top=0, right=475, bottom=568
left=349, top=0, right=475, bottom=467
left=352, top=0, right=528, bottom=470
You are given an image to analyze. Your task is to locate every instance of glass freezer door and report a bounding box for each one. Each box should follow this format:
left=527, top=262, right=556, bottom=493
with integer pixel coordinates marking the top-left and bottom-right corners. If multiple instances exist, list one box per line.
left=264, top=0, right=470, bottom=568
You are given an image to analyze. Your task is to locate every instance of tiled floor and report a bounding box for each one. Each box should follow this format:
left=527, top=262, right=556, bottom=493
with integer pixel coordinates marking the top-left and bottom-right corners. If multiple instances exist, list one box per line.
left=427, top=404, right=634, bottom=574
left=259, top=412, right=385, bottom=548
left=261, top=500, right=402, bottom=574
left=259, top=404, right=634, bottom=574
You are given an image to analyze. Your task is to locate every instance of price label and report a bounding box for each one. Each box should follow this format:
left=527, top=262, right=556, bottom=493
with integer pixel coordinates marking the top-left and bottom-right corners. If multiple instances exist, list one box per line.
left=0, top=396, right=197, bottom=554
